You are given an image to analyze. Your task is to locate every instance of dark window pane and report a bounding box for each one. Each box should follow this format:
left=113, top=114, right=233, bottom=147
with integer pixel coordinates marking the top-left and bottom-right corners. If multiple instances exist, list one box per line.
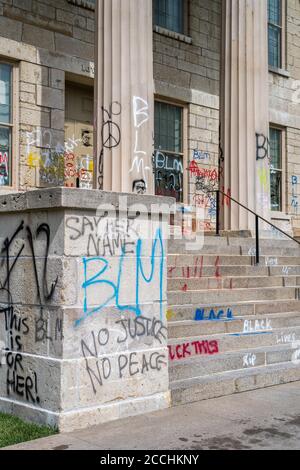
left=154, top=101, right=183, bottom=201
left=0, top=64, right=11, bottom=124
left=269, top=128, right=281, bottom=169
left=270, top=170, right=282, bottom=211
left=268, top=25, right=281, bottom=68
left=155, top=0, right=184, bottom=34
left=268, top=0, right=281, bottom=25
left=154, top=101, right=182, bottom=153
left=0, top=126, right=11, bottom=187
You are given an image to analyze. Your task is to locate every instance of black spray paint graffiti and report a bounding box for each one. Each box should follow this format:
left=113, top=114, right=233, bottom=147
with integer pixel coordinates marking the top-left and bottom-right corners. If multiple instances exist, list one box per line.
left=0, top=222, right=59, bottom=404
left=98, top=102, right=121, bottom=189
left=66, top=213, right=140, bottom=257
left=81, top=316, right=168, bottom=394
left=256, top=133, right=270, bottom=161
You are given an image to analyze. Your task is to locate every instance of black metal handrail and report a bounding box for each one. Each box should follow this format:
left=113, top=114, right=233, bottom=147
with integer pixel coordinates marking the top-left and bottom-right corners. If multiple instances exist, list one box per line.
left=210, top=189, right=300, bottom=265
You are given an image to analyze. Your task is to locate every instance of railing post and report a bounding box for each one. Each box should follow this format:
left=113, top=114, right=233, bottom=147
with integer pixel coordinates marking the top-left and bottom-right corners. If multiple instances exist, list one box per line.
left=255, top=215, right=260, bottom=265
left=216, top=190, right=220, bottom=236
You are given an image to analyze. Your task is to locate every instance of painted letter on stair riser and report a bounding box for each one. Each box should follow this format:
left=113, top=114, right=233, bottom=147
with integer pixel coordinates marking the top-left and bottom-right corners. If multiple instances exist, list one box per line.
left=168, top=340, right=219, bottom=361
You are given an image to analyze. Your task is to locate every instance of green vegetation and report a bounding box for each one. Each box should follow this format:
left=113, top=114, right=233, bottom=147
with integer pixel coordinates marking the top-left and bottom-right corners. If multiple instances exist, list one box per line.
left=0, top=412, right=57, bottom=448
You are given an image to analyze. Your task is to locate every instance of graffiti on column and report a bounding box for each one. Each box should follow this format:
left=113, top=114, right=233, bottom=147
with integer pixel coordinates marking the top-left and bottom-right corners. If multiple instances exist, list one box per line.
left=131, top=97, right=151, bottom=194
left=98, top=102, right=121, bottom=190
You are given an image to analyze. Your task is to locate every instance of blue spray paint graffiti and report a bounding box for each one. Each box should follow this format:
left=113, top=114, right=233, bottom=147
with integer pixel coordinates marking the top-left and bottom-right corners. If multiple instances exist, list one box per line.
left=292, top=175, right=298, bottom=214
left=195, top=308, right=233, bottom=321
left=75, top=228, right=164, bottom=326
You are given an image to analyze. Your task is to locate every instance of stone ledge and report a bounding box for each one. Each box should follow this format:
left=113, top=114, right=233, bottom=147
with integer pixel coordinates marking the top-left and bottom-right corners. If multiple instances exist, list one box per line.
left=0, top=188, right=176, bottom=214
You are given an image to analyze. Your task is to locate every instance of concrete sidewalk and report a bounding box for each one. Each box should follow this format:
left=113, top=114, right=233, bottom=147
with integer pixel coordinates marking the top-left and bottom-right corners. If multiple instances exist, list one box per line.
left=4, top=382, right=300, bottom=450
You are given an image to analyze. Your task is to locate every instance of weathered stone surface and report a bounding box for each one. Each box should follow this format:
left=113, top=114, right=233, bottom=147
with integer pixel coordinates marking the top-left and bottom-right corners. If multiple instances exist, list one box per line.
left=0, top=189, right=172, bottom=431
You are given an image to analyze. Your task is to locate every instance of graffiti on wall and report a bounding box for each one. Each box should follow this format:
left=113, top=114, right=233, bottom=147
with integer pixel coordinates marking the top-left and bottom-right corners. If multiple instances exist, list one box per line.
left=0, top=221, right=60, bottom=404
left=154, top=150, right=183, bottom=202
left=26, top=129, right=93, bottom=188
left=98, top=102, right=121, bottom=190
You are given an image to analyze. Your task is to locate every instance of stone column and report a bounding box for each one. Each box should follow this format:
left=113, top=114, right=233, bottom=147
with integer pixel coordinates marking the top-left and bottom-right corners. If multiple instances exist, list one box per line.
left=94, top=0, right=154, bottom=195
left=220, top=0, right=270, bottom=232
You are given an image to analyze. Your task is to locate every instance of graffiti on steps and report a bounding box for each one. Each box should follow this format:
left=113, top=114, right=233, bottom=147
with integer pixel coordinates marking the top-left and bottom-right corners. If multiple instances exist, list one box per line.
left=195, top=308, right=234, bottom=321
left=168, top=339, right=219, bottom=361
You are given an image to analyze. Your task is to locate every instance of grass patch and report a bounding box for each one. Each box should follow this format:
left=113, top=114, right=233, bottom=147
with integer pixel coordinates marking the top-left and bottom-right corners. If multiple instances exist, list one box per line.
left=0, top=412, right=57, bottom=448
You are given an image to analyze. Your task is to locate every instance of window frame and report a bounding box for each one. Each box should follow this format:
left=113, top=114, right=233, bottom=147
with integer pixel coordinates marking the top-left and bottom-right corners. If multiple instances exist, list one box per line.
left=153, top=0, right=189, bottom=37
left=268, top=0, right=287, bottom=72
left=269, top=124, right=286, bottom=215
left=67, top=0, right=95, bottom=11
left=154, top=97, right=188, bottom=203
left=0, top=59, right=19, bottom=191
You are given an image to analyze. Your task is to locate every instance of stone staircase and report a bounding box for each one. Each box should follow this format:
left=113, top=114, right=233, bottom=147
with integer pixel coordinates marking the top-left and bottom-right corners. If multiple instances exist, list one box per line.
left=167, top=235, right=300, bottom=406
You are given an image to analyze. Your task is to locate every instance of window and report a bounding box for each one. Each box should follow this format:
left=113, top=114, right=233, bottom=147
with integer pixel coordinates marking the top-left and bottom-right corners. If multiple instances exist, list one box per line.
left=154, top=101, right=184, bottom=202
left=268, top=0, right=285, bottom=69
left=154, top=0, right=184, bottom=34
left=0, top=63, right=12, bottom=187
left=270, top=127, right=283, bottom=211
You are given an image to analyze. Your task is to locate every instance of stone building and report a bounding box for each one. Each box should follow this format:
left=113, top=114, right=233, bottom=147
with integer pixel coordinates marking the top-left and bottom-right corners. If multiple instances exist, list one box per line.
left=1, top=0, right=300, bottom=432
left=0, top=0, right=299, bottom=233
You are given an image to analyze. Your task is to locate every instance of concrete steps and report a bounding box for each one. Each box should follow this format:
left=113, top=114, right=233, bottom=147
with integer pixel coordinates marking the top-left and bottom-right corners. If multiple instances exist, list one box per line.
left=168, top=275, right=300, bottom=291
left=167, top=300, right=300, bottom=321
left=168, top=287, right=298, bottom=305
left=167, top=234, right=300, bottom=407
left=171, top=361, right=300, bottom=406
left=168, top=312, right=300, bottom=338
left=169, top=343, right=300, bottom=381
left=168, top=325, right=300, bottom=354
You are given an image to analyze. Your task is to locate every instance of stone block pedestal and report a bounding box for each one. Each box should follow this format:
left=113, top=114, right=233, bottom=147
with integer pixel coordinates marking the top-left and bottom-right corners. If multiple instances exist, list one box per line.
left=0, top=188, right=174, bottom=431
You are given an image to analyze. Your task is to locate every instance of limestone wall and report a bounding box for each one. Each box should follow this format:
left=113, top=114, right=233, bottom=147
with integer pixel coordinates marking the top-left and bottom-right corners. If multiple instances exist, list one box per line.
left=0, top=0, right=95, bottom=192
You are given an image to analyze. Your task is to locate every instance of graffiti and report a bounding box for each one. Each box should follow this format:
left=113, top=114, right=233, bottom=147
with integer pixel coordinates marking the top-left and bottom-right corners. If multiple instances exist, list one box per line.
left=0, top=222, right=59, bottom=404
left=154, top=150, right=183, bottom=202
left=243, top=319, right=272, bottom=334
left=166, top=308, right=174, bottom=321
left=98, top=101, right=121, bottom=189
left=243, top=353, right=256, bottom=368
left=188, top=161, right=219, bottom=180
left=168, top=339, right=219, bottom=361
left=0, top=151, right=9, bottom=186
left=256, top=133, right=270, bottom=161
left=168, top=256, right=222, bottom=280
left=277, top=332, right=296, bottom=344
left=195, top=308, right=233, bottom=321
left=25, top=130, right=92, bottom=188
left=115, top=316, right=167, bottom=345
left=292, top=175, right=298, bottom=214
left=193, top=150, right=210, bottom=161
left=292, top=341, right=300, bottom=365
left=130, top=96, right=150, bottom=193
left=81, top=326, right=167, bottom=394
left=265, top=257, right=278, bottom=267
left=66, top=214, right=140, bottom=257
left=132, top=179, right=146, bottom=195
left=76, top=228, right=164, bottom=326
left=258, top=166, right=269, bottom=192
